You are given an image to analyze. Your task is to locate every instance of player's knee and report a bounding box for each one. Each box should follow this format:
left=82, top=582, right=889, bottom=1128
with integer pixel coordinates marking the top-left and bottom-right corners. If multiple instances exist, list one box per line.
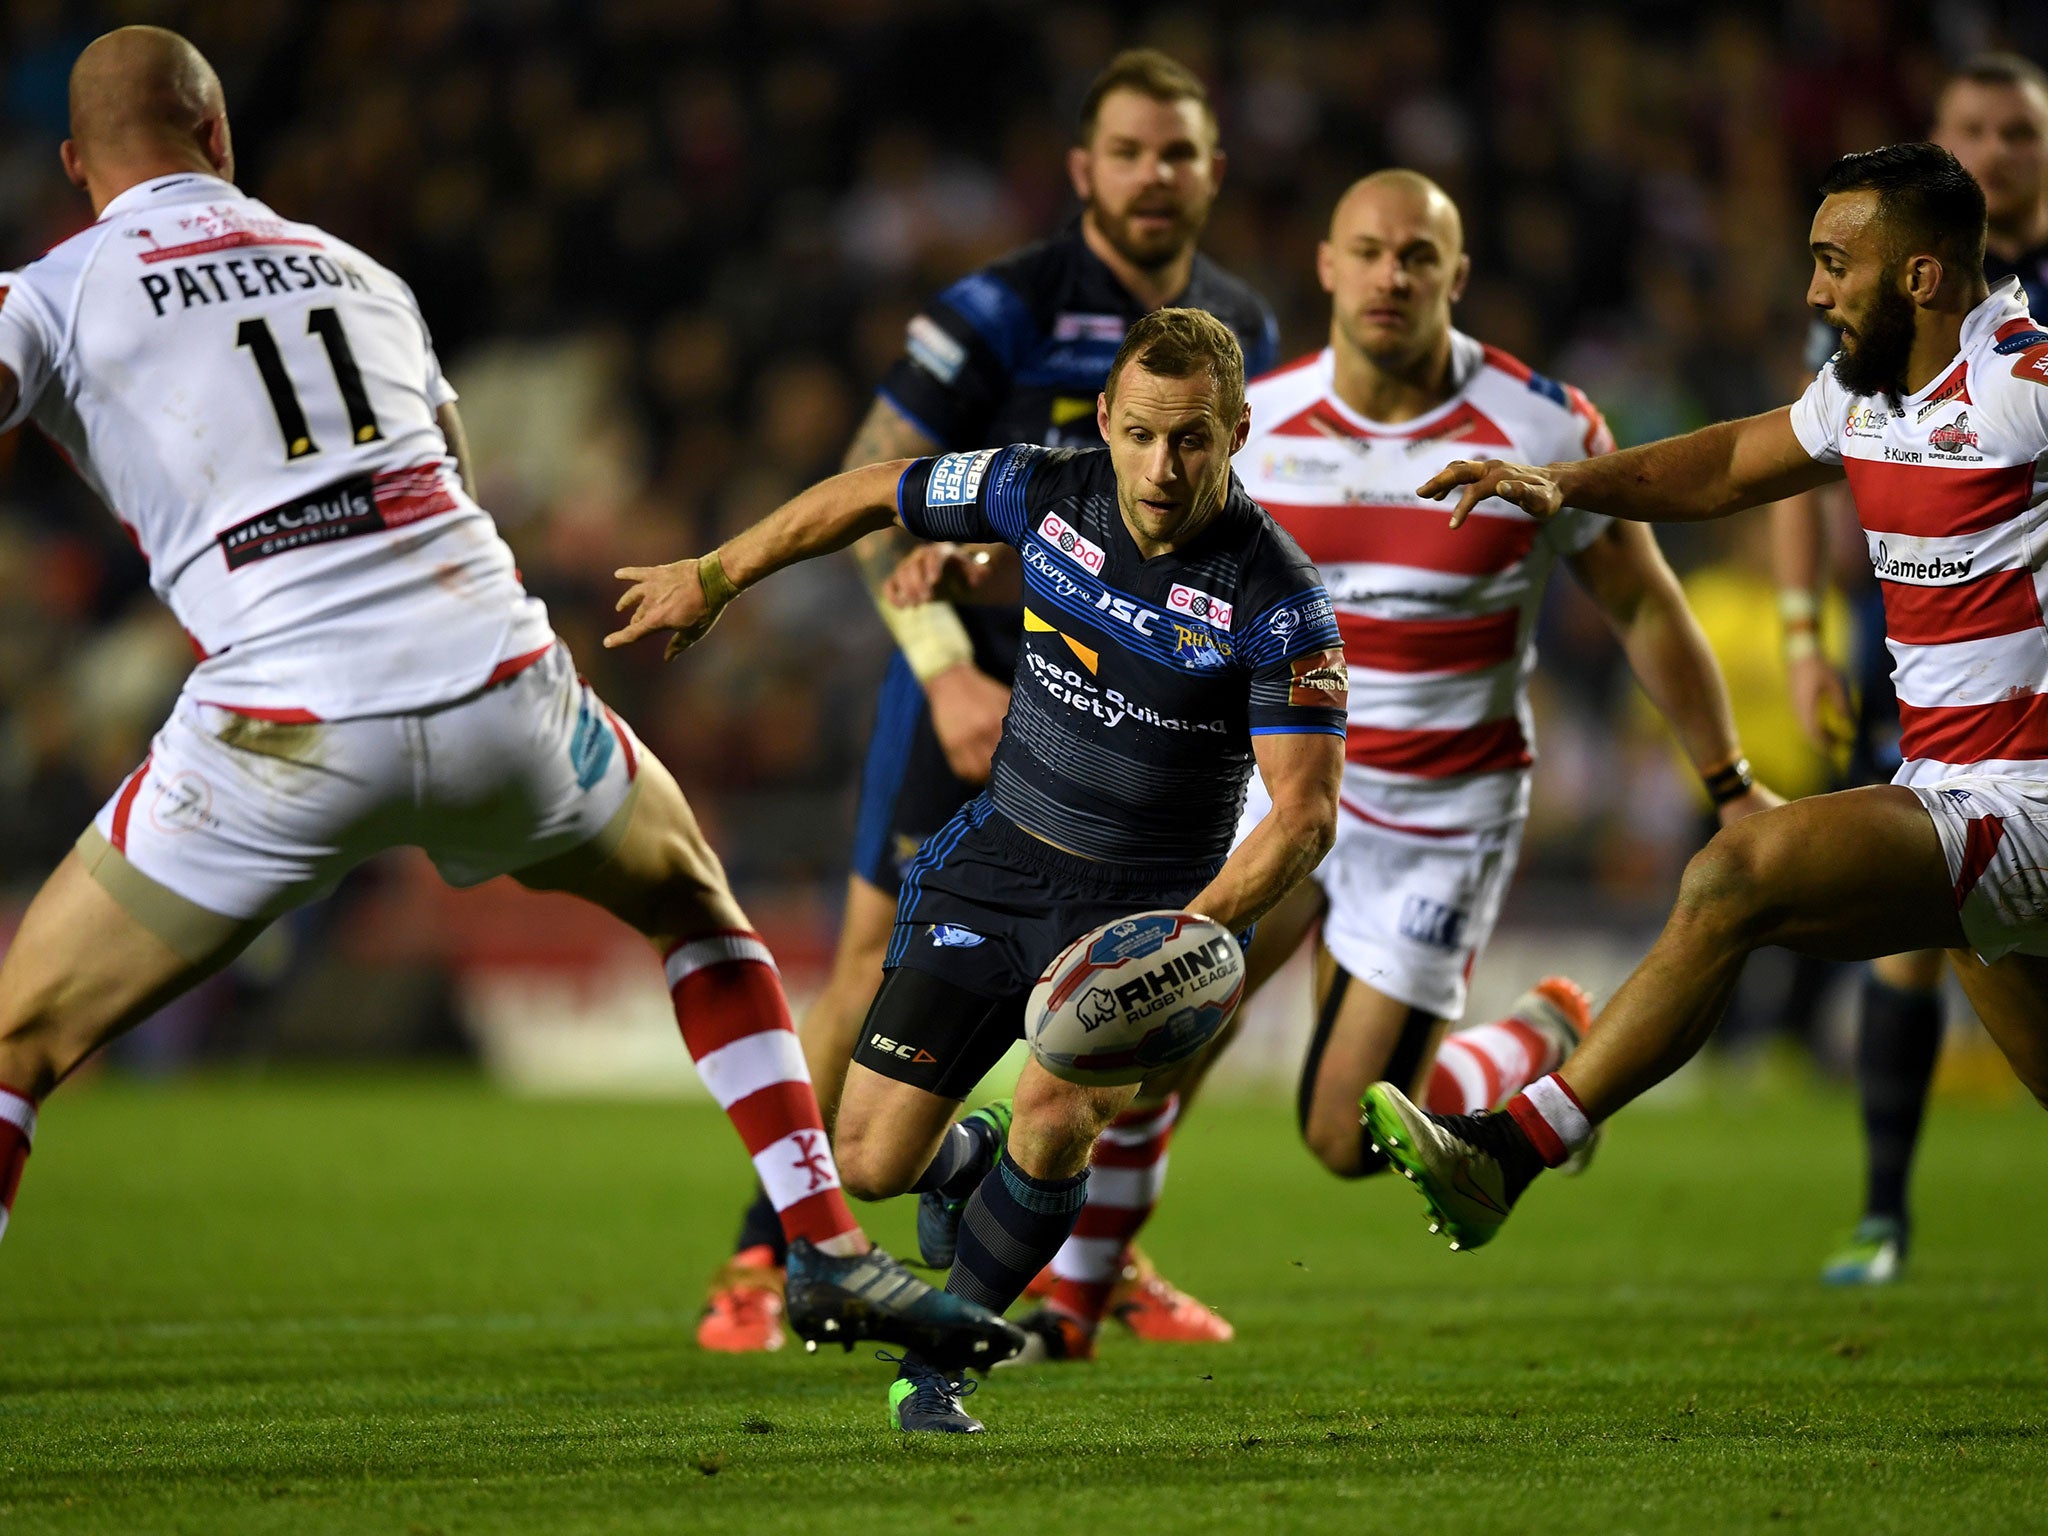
left=1009, top=1090, right=1115, bottom=1180
left=1673, top=824, right=1782, bottom=944
left=1301, top=1110, right=1378, bottom=1179
left=0, top=1008, right=69, bottom=1102
left=830, top=1127, right=918, bottom=1203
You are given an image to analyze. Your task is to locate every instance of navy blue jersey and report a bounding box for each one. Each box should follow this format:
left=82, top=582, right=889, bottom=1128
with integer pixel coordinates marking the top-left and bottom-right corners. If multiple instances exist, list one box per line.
left=877, top=224, right=1278, bottom=679
left=896, top=445, right=1345, bottom=866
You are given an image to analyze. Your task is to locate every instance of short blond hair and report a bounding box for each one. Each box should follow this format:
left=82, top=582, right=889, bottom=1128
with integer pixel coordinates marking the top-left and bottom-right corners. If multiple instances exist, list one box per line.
left=1104, top=307, right=1245, bottom=425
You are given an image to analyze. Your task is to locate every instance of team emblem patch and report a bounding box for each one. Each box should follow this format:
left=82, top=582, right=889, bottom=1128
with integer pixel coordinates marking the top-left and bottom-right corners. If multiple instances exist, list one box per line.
left=1038, top=512, right=1106, bottom=574
left=928, top=450, right=996, bottom=506
left=2012, top=346, right=2048, bottom=387
left=1927, top=411, right=1980, bottom=457
left=930, top=924, right=986, bottom=948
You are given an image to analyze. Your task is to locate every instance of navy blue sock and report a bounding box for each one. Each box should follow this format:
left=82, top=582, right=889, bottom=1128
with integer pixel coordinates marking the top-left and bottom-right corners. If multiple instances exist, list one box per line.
left=733, top=1183, right=785, bottom=1264
left=944, top=1149, right=1089, bottom=1313
left=910, top=1116, right=1001, bottom=1198
left=1857, top=974, right=1943, bottom=1230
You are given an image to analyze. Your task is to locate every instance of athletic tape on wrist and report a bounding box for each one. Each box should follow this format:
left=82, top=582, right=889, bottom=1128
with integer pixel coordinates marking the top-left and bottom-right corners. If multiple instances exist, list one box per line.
left=1776, top=589, right=1819, bottom=625
left=877, top=596, right=975, bottom=683
left=699, top=549, right=741, bottom=613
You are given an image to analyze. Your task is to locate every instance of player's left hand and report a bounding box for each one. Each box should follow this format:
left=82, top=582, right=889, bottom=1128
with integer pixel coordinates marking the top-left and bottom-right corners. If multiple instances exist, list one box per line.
left=1417, top=458, right=1565, bottom=529
left=1715, top=782, right=1785, bottom=827
left=885, top=542, right=1017, bottom=607
left=607, top=559, right=718, bottom=658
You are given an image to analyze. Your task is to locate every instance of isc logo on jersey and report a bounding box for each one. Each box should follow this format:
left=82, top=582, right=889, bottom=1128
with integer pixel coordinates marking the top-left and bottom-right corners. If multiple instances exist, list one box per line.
left=1038, top=513, right=1106, bottom=574
left=1166, top=583, right=1232, bottom=629
left=928, top=449, right=997, bottom=506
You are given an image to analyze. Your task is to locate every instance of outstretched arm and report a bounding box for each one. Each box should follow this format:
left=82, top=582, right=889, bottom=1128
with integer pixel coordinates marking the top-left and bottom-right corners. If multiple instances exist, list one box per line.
left=1568, top=522, right=1780, bottom=825
left=1185, top=731, right=1342, bottom=932
left=1419, top=407, right=1841, bottom=528
left=607, top=460, right=910, bottom=654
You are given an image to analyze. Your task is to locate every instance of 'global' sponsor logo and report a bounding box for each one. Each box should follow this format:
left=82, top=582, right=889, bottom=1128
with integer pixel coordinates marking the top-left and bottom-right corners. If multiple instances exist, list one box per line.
left=1166, top=582, right=1233, bottom=628
left=1038, top=512, right=1106, bottom=574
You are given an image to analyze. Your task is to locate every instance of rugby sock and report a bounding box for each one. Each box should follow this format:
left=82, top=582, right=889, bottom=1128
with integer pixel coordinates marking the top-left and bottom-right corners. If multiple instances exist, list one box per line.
left=1857, top=975, right=1943, bottom=1228
left=665, top=932, right=858, bottom=1249
left=0, top=1084, right=36, bottom=1244
left=1045, top=1094, right=1179, bottom=1329
left=1504, top=1073, right=1593, bottom=1168
left=1426, top=1011, right=1560, bottom=1115
left=732, top=1183, right=787, bottom=1265
left=909, top=1115, right=1002, bottom=1198
left=945, top=1149, right=1089, bottom=1313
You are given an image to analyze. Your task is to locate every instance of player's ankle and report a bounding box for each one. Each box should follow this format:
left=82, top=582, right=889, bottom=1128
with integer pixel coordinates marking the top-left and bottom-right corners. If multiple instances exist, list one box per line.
left=812, top=1231, right=869, bottom=1259
left=1504, top=1073, right=1592, bottom=1169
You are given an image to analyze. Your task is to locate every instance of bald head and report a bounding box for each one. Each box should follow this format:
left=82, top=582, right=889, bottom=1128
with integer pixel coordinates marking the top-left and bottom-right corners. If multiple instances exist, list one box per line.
left=1329, top=170, right=1464, bottom=255
left=62, top=27, right=232, bottom=213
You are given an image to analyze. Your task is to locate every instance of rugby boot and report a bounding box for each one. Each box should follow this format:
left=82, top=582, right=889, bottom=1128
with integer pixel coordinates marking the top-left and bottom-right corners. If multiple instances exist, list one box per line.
left=1513, top=977, right=1602, bottom=1176
left=1362, top=1083, right=1544, bottom=1251
left=1820, top=1216, right=1907, bottom=1286
left=996, top=1307, right=1097, bottom=1366
left=1108, top=1249, right=1234, bottom=1342
left=784, top=1238, right=1026, bottom=1371
left=886, top=1356, right=985, bottom=1433
left=695, top=1244, right=786, bottom=1352
left=916, top=1100, right=1013, bottom=1269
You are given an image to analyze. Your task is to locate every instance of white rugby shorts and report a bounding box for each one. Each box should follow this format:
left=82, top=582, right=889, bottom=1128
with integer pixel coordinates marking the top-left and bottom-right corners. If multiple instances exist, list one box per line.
left=88, top=641, right=640, bottom=926
left=1238, top=780, right=1522, bottom=1020
left=1910, top=775, right=2048, bottom=963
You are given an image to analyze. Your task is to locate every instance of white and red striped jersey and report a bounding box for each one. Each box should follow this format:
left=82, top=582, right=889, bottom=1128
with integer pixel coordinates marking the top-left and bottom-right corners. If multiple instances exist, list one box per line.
left=1791, top=277, right=2048, bottom=787
left=0, top=173, right=550, bottom=720
left=1237, top=339, right=1613, bottom=831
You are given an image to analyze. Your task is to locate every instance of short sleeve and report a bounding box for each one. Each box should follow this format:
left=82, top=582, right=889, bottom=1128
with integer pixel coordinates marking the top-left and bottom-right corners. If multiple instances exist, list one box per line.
left=896, top=443, right=1044, bottom=544
left=1788, top=367, right=1847, bottom=465
left=0, top=277, right=62, bottom=434
left=1546, top=384, right=1616, bottom=556
left=876, top=270, right=1037, bottom=449
left=1238, top=566, right=1348, bottom=738
left=424, top=335, right=456, bottom=408
left=1995, top=336, right=2048, bottom=441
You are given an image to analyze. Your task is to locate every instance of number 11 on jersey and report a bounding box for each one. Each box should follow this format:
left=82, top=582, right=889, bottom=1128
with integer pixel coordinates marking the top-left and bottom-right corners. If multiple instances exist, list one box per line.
left=237, top=306, right=383, bottom=461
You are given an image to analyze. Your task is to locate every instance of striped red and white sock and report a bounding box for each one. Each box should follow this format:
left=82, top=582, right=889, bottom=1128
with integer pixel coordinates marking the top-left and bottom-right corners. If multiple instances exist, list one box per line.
left=1505, top=1074, right=1593, bottom=1167
left=1046, top=1094, right=1179, bottom=1329
left=1425, top=1012, right=1562, bottom=1116
left=0, top=1084, right=37, bottom=1244
left=665, top=931, right=857, bottom=1250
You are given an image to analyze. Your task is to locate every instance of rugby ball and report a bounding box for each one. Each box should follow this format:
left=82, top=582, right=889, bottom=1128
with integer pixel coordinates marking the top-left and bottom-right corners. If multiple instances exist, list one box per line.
left=1026, top=911, right=1244, bottom=1086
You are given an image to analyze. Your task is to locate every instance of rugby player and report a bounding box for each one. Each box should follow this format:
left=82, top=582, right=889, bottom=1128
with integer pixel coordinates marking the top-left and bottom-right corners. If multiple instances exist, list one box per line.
left=698, top=48, right=1274, bottom=1352
left=610, top=307, right=1347, bottom=1431
left=902, top=170, right=1773, bottom=1359
left=0, top=26, right=1027, bottom=1374
left=1368, top=143, right=2048, bottom=1254
left=1771, top=54, right=2048, bottom=1286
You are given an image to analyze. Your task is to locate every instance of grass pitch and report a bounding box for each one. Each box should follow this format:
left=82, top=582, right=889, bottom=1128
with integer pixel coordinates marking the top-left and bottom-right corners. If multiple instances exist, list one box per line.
left=3, top=1072, right=2045, bottom=1535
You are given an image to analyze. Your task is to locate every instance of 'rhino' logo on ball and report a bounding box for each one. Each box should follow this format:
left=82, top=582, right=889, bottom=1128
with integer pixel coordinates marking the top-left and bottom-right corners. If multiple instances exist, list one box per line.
left=1076, top=987, right=1118, bottom=1032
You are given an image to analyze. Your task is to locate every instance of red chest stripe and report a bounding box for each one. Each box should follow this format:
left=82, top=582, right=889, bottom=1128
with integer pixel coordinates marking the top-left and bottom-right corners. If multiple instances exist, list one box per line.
left=1879, top=570, right=2044, bottom=647
left=1345, top=717, right=1530, bottom=777
left=1336, top=608, right=1521, bottom=673
left=1272, top=502, right=1540, bottom=576
left=1843, top=458, right=2032, bottom=538
left=1898, top=693, right=2048, bottom=766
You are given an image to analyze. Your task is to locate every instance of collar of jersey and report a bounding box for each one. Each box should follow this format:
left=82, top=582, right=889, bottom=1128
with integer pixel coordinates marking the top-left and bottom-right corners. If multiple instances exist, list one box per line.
left=1302, top=331, right=1485, bottom=438
left=99, top=172, right=239, bottom=223
left=1893, top=275, right=2028, bottom=409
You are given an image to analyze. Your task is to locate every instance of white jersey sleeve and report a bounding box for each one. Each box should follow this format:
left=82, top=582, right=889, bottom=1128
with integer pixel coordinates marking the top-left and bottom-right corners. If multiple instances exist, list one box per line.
left=1542, top=382, right=1616, bottom=559
left=0, top=267, right=65, bottom=435
left=1788, top=365, right=1848, bottom=464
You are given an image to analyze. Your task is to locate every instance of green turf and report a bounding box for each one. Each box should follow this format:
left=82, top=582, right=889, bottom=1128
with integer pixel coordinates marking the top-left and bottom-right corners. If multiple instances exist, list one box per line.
left=3, top=1073, right=2045, bottom=1535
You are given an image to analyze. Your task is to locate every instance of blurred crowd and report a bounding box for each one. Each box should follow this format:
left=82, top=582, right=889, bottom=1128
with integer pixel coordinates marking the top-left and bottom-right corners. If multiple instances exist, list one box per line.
left=2, top=0, right=2043, bottom=941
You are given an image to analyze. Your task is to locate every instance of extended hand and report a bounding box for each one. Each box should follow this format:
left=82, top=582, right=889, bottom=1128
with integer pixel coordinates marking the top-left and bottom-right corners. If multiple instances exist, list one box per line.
left=925, top=662, right=1011, bottom=784
left=1788, top=653, right=1855, bottom=752
left=607, top=559, right=720, bottom=658
left=884, top=542, right=1012, bottom=607
left=1416, top=458, right=1566, bottom=529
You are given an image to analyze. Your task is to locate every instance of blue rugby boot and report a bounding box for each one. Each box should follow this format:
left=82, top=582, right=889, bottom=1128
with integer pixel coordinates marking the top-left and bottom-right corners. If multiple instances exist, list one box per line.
left=886, top=1355, right=985, bottom=1434
left=917, top=1099, right=1013, bottom=1269
left=784, top=1239, right=1025, bottom=1372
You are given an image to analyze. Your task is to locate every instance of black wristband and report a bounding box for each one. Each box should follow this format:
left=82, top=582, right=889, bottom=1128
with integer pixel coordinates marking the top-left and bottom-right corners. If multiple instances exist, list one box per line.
left=1703, top=757, right=1754, bottom=807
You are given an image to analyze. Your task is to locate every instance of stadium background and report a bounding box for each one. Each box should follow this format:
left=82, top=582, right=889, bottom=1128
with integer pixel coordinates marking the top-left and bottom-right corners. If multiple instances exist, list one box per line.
left=1, top=0, right=2043, bottom=1091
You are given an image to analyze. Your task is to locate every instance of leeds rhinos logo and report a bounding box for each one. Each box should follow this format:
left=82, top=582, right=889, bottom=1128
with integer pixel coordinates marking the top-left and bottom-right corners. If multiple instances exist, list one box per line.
left=1038, top=512, right=1106, bottom=574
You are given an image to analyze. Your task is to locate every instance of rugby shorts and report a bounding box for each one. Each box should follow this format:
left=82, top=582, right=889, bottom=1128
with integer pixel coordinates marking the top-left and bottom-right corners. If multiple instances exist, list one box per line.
left=853, top=796, right=1220, bottom=1097
left=1910, top=775, right=2048, bottom=963
left=1238, top=777, right=1523, bottom=1021
left=83, top=641, right=640, bottom=940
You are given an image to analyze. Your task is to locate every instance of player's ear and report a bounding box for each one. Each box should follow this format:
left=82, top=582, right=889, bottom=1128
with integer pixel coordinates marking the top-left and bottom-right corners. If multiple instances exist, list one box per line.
left=59, top=139, right=86, bottom=193
left=1096, top=389, right=1112, bottom=440
left=1231, top=402, right=1251, bottom=454
left=1316, top=240, right=1336, bottom=295
left=1449, top=251, right=1472, bottom=305
left=1067, top=144, right=1093, bottom=203
left=1207, top=146, right=1227, bottom=194
left=1903, top=252, right=1945, bottom=307
left=202, top=114, right=235, bottom=181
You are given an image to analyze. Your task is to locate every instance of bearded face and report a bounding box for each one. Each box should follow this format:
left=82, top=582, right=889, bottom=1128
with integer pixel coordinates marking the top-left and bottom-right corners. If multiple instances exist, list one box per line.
left=1828, top=266, right=1919, bottom=402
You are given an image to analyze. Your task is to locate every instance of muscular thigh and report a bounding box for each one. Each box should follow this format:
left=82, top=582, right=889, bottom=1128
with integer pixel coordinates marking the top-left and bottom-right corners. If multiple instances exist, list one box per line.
left=1947, top=949, right=2048, bottom=1104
